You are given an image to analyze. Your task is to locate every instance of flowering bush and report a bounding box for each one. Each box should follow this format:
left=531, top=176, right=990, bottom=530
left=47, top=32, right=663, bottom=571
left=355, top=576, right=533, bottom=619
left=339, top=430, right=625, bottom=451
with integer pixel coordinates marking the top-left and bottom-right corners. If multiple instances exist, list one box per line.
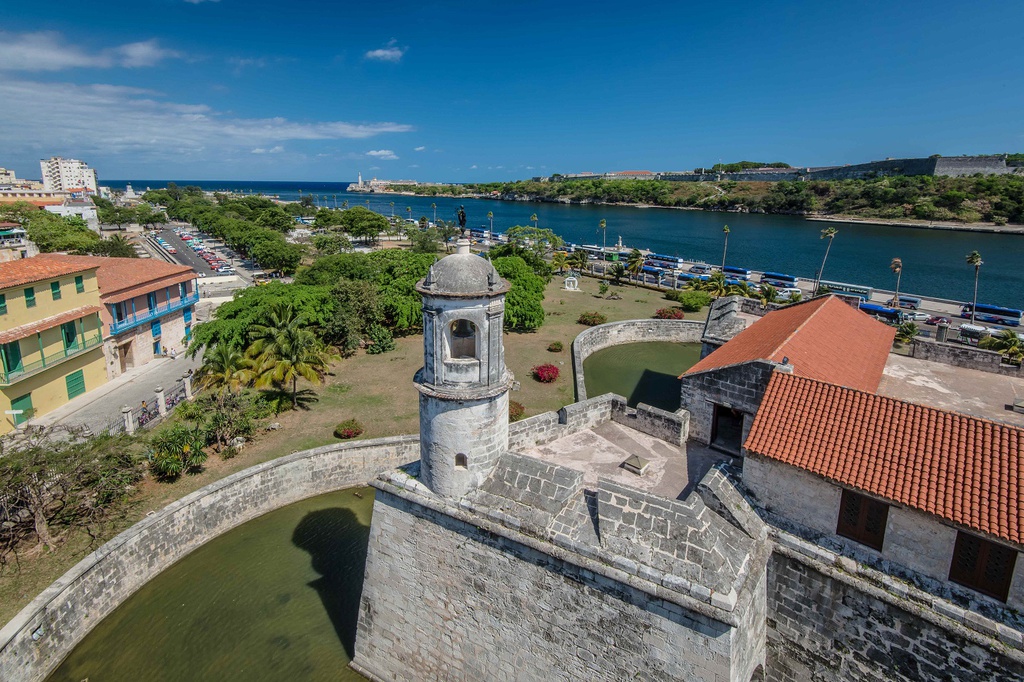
left=509, top=400, right=526, bottom=422
left=654, top=307, right=686, bottom=320
left=531, top=364, right=560, bottom=383
left=577, top=311, right=608, bottom=326
left=547, top=341, right=564, bottom=352
left=334, top=419, right=364, bottom=439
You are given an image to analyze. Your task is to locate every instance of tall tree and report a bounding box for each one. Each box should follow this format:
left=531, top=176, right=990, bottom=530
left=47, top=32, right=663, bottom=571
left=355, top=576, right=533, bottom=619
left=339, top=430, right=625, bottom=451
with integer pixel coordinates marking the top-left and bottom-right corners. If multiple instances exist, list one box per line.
left=569, top=249, right=589, bottom=274
left=599, top=218, right=607, bottom=251
left=966, top=250, right=983, bottom=325
left=551, top=251, right=568, bottom=275
left=890, top=257, right=903, bottom=307
left=814, top=227, right=838, bottom=293
left=721, top=224, right=730, bottom=270
left=432, top=203, right=437, bottom=223
left=626, top=249, right=645, bottom=285
left=487, top=211, right=494, bottom=232
left=704, top=271, right=729, bottom=298
left=250, top=321, right=338, bottom=409
left=530, top=213, right=539, bottom=229
left=195, top=343, right=255, bottom=400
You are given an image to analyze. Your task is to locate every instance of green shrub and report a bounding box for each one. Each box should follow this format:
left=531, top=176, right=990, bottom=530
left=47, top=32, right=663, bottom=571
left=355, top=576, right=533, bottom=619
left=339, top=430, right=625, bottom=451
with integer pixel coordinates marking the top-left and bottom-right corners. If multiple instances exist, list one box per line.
left=148, top=424, right=207, bottom=480
left=547, top=341, right=563, bottom=352
left=365, top=323, right=396, bottom=354
left=598, top=281, right=609, bottom=295
left=654, top=307, right=685, bottom=320
left=577, top=311, right=607, bottom=326
left=334, top=419, right=364, bottom=439
left=531, top=364, right=560, bottom=383
left=666, top=289, right=711, bottom=312
left=509, top=400, right=526, bottom=422
left=220, top=446, right=239, bottom=460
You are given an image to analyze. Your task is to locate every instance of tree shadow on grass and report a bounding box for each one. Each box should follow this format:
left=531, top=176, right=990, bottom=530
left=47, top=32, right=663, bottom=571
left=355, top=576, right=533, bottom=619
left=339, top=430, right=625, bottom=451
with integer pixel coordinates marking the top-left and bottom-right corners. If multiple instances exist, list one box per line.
left=260, top=388, right=320, bottom=414
left=292, top=506, right=371, bottom=660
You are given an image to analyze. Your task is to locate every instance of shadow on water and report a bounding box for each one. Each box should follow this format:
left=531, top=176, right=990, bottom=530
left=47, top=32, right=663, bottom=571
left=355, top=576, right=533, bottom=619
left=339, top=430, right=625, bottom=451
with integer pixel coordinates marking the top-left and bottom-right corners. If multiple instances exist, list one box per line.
left=292, top=507, right=370, bottom=659
left=630, top=368, right=682, bottom=411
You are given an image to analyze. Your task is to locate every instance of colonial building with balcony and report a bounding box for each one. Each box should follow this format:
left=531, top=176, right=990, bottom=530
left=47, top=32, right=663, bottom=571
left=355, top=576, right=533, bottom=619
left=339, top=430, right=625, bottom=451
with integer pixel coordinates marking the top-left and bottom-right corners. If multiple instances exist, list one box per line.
left=34, top=255, right=199, bottom=379
left=0, top=258, right=107, bottom=435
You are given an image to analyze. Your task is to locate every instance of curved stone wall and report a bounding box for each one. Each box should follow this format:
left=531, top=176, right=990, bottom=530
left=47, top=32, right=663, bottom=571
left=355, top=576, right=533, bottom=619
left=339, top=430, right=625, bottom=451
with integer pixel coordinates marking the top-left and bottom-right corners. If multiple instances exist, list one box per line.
left=0, top=435, right=419, bottom=681
left=571, top=319, right=705, bottom=401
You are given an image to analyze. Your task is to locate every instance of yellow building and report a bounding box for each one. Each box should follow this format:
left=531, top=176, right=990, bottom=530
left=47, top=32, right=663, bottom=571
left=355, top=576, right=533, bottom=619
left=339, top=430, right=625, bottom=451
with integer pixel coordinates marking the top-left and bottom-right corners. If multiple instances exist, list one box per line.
left=0, top=258, right=107, bottom=435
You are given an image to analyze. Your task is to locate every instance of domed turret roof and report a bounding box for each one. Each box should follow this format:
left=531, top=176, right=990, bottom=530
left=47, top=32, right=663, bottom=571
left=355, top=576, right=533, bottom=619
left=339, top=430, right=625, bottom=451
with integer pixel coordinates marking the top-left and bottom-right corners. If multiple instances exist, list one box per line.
left=416, top=239, right=510, bottom=298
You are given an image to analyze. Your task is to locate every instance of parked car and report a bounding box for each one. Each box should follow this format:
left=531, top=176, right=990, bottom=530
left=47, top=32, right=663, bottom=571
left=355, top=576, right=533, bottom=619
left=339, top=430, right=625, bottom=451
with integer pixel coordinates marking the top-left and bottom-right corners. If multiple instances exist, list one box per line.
left=925, top=316, right=951, bottom=326
left=903, top=311, right=929, bottom=322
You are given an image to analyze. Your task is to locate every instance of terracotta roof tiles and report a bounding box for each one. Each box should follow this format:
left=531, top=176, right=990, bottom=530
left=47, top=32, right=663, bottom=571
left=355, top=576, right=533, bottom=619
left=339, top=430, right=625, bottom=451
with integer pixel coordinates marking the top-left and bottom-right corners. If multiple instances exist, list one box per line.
left=684, top=296, right=896, bottom=393
left=33, top=254, right=195, bottom=302
left=0, top=257, right=96, bottom=290
left=745, top=372, right=1024, bottom=546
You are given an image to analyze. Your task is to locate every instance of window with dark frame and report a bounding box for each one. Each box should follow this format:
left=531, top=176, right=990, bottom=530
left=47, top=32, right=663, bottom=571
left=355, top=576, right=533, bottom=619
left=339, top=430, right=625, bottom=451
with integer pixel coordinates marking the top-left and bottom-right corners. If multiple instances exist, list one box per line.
left=949, top=531, right=1017, bottom=602
left=836, top=489, right=889, bottom=551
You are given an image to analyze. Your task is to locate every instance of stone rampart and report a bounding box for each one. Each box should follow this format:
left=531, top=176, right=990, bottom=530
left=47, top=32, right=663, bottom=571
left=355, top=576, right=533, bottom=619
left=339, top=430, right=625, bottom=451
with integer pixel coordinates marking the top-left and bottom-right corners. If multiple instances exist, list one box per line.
left=611, top=399, right=690, bottom=445
left=912, top=337, right=1023, bottom=377
left=571, top=318, right=704, bottom=401
left=0, top=435, right=419, bottom=682
left=767, top=530, right=1024, bottom=681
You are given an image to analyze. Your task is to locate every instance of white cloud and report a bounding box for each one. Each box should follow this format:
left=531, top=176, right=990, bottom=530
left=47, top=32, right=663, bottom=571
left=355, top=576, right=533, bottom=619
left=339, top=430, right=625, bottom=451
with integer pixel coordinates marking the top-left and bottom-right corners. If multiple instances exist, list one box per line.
left=470, top=164, right=478, bottom=169
left=0, top=32, right=181, bottom=71
left=251, top=145, right=284, bottom=154
left=366, top=149, right=398, bottom=160
left=364, top=39, right=405, bottom=63
left=414, top=146, right=426, bottom=152
left=0, top=79, right=414, bottom=160
left=228, top=57, right=267, bottom=71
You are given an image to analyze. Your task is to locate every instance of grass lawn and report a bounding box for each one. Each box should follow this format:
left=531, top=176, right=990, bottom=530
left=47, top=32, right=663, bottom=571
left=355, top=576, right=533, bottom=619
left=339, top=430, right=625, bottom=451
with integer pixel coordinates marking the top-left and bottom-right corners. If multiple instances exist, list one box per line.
left=0, top=273, right=706, bottom=625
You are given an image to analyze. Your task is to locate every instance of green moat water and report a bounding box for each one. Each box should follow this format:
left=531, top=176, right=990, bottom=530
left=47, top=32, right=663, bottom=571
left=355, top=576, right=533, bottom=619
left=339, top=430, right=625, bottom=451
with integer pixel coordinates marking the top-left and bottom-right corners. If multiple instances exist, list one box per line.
left=583, top=341, right=702, bottom=412
left=48, top=488, right=373, bottom=682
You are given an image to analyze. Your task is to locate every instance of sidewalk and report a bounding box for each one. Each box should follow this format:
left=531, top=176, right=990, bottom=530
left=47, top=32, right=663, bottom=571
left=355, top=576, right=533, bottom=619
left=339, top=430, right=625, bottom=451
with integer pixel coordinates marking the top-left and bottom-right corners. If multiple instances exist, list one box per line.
left=36, top=353, right=202, bottom=431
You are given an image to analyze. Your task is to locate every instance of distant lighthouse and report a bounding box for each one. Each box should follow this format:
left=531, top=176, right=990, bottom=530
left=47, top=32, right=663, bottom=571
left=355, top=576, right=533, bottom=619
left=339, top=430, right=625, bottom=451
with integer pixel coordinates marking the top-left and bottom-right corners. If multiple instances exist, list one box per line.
left=357, top=172, right=363, bottom=188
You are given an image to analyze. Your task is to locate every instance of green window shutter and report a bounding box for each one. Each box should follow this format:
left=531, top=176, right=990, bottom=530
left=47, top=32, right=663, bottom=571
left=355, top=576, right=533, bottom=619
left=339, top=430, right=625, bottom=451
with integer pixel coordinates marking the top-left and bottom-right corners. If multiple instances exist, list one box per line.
left=0, top=293, right=6, bottom=315
left=51, top=281, right=61, bottom=300
left=10, top=393, right=33, bottom=424
left=24, top=287, right=35, bottom=308
left=65, top=370, right=86, bottom=400
left=75, top=276, right=85, bottom=293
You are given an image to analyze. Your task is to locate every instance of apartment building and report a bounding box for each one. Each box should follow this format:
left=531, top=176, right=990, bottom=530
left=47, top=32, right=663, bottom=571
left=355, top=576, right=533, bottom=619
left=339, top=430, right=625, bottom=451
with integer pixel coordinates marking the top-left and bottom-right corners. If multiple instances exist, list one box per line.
left=39, top=157, right=99, bottom=194
left=0, top=259, right=107, bottom=435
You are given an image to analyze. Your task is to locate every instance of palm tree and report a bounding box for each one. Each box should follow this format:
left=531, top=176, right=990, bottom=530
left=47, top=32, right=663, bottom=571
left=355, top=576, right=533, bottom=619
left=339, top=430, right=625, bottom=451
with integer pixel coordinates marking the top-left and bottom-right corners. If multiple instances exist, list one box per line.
left=248, top=308, right=338, bottom=409
left=432, top=203, right=437, bottom=223
left=728, top=281, right=755, bottom=298
left=721, top=225, right=730, bottom=270
left=609, top=263, right=626, bottom=285
left=703, top=271, right=729, bottom=298
left=365, top=199, right=370, bottom=210
left=895, top=321, right=920, bottom=346
left=758, top=283, right=779, bottom=305
left=530, top=213, right=539, bottom=229
left=389, top=201, right=395, bottom=218
left=813, top=227, right=838, bottom=293
left=890, top=257, right=903, bottom=308
left=341, top=200, right=348, bottom=210
left=626, top=249, right=644, bottom=285
left=569, top=249, right=589, bottom=274
left=552, top=252, right=568, bottom=275
left=966, top=250, right=983, bottom=325
left=194, top=343, right=254, bottom=400
left=979, top=329, right=1023, bottom=362
left=599, top=219, right=607, bottom=251
left=487, top=211, right=494, bottom=233
left=406, top=206, right=412, bottom=223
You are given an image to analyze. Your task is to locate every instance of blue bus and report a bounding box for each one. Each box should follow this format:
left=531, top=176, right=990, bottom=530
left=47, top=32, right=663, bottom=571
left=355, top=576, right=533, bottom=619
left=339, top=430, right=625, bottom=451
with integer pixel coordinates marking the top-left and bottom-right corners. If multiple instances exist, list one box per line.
left=761, top=271, right=799, bottom=288
left=820, top=280, right=874, bottom=300
left=960, top=303, right=1023, bottom=327
left=859, top=302, right=902, bottom=324
left=722, top=265, right=752, bottom=281
left=645, top=253, right=686, bottom=271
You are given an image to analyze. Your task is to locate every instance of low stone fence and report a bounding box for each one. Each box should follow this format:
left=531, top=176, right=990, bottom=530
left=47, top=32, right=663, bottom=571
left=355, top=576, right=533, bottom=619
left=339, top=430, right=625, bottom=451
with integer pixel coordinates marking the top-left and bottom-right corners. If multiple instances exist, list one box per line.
left=611, top=399, right=690, bottom=445
left=0, top=435, right=419, bottom=682
left=571, top=319, right=704, bottom=401
left=912, top=337, right=1023, bottom=377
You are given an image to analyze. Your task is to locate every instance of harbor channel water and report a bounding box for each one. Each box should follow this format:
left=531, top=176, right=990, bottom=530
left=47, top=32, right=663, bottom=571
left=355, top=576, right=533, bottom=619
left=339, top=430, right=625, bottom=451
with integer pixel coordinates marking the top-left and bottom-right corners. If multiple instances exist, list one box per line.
left=110, top=180, right=1023, bottom=308
left=47, top=488, right=373, bottom=682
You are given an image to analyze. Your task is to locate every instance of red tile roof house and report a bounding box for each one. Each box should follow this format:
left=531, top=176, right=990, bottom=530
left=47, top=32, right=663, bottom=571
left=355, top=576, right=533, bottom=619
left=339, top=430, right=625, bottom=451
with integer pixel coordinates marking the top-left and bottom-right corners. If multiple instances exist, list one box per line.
left=33, top=255, right=199, bottom=379
left=679, top=295, right=896, bottom=451
left=678, top=295, right=1024, bottom=619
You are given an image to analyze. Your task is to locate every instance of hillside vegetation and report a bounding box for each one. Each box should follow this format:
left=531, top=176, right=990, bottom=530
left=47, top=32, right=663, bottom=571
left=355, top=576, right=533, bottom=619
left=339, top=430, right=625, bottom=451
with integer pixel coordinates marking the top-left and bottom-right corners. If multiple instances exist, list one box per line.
left=393, top=174, right=1024, bottom=225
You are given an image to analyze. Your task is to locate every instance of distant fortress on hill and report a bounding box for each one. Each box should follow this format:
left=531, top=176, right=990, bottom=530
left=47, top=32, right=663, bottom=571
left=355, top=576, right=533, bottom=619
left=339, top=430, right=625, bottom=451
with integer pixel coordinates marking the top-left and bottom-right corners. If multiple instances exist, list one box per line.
left=348, top=156, right=1019, bottom=192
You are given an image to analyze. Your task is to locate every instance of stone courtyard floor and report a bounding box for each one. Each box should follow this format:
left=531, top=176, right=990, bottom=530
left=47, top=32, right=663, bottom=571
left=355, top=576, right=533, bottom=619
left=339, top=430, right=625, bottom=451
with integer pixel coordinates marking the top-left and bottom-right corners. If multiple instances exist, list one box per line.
left=519, top=420, right=733, bottom=500
left=880, top=354, right=1024, bottom=428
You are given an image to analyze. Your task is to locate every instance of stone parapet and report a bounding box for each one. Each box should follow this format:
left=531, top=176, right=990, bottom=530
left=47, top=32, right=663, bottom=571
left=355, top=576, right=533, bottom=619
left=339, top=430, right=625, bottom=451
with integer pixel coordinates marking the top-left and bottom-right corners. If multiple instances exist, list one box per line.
left=0, top=435, right=419, bottom=682
left=912, top=337, right=1023, bottom=377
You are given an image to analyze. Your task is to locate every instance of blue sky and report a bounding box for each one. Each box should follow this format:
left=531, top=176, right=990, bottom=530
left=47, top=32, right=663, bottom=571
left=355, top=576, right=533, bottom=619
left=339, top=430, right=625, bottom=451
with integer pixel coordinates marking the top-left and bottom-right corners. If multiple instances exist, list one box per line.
left=1, top=0, right=1021, bottom=182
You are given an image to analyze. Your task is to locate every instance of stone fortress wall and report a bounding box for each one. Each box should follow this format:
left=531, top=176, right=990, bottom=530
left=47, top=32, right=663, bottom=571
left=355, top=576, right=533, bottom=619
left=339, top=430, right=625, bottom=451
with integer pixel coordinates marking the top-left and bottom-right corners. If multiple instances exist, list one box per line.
left=0, top=436, right=420, bottom=681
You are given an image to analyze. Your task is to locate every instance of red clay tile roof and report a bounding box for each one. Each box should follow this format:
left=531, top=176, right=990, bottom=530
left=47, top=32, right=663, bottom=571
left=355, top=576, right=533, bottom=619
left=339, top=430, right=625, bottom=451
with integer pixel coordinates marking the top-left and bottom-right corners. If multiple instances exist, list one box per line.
left=0, top=257, right=97, bottom=290
left=683, top=296, right=896, bottom=393
left=745, top=372, right=1024, bottom=546
left=0, top=305, right=103, bottom=344
left=33, top=254, right=196, bottom=303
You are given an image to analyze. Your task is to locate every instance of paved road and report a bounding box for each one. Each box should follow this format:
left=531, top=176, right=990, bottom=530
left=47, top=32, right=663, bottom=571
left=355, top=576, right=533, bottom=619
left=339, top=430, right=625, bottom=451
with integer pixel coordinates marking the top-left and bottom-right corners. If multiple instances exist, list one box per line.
left=157, top=228, right=256, bottom=285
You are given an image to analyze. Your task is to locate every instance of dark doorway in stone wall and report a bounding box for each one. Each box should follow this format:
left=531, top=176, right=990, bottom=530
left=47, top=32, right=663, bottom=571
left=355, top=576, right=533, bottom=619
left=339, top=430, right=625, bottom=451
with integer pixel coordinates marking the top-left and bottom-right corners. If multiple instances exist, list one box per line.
left=711, top=404, right=744, bottom=455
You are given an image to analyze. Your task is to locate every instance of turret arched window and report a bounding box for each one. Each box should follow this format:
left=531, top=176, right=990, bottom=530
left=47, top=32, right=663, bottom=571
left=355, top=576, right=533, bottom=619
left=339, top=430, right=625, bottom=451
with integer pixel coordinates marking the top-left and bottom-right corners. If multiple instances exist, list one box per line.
left=450, top=319, right=477, bottom=359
